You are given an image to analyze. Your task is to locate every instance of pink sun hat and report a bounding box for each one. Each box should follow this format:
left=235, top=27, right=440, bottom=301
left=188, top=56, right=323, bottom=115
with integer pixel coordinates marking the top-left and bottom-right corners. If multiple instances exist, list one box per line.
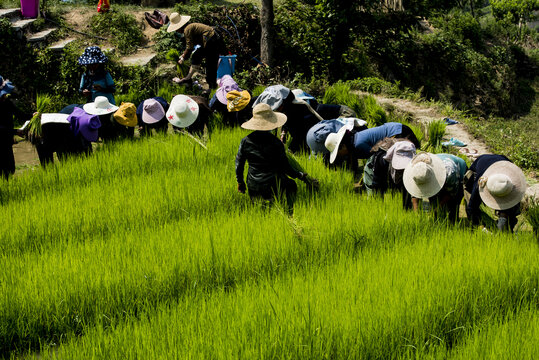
left=215, top=75, right=240, bottom=105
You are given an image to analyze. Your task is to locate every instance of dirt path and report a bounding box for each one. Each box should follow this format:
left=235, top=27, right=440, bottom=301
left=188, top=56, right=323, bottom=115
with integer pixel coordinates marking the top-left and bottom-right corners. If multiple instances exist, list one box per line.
left=359, top=92, right=539, bottom=200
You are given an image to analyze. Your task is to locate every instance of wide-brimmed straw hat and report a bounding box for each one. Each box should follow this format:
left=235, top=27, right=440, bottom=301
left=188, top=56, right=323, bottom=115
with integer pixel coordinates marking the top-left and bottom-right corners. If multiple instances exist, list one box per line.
left=478, top=161, right=527, bottom=210
left=83, top=96, right=119, bottom=115
left=403, top=152, right=446, bottom=198
left=78, top=46, right=108, bottom=65
left=0, top=75, right=15, bottom=97
left=142, top=98, right=166, bottom=124
left=167, top=13, right=191, bottom=33
left=241, top=103, right=287, bottom=131
left=226, top=90, right=251, bottom=112
left=384, top=141, right=416, bottom=170
left=40, top=113, right=70, bottom=125
left=252, top=85, right=290, bottom=110
left=215, top=75, right=240, bottom=105
left=325, top=123, right=354, bottom=164
left=68, top=107, right=101, bottom=142
left=113, top=102, right=137, bottom=127
left=166, top=94, right=199, bottom=128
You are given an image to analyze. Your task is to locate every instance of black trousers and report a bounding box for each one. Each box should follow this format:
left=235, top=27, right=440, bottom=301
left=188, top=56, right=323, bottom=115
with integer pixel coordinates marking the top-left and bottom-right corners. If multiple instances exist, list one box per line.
left=248, top=177, right=298, bottom=215
left=0, top=132, right=15, bottom=180
left=37, top=123, right=92, bottom=166
left=191, top=34, right=226, bottom=89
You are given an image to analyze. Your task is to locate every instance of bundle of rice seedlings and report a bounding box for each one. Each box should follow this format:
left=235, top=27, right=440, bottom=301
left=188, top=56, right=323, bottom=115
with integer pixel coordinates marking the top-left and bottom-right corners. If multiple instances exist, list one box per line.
left=524, top=197, right=539, bottom=237
left=28, top=93, right=53, bottom=141
left=166, top=49, right=188, bottom=78
left=427, top=119, right=446, bottom=150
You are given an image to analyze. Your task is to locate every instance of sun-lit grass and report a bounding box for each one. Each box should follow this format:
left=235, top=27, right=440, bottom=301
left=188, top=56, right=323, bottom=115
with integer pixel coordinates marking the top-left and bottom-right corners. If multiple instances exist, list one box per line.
left=1, top=127, right=537, bottom=358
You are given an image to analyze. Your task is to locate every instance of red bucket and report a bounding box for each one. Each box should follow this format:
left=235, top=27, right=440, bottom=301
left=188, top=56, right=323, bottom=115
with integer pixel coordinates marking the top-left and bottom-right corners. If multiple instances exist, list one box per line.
left=20, top=0, right=40, bottom=19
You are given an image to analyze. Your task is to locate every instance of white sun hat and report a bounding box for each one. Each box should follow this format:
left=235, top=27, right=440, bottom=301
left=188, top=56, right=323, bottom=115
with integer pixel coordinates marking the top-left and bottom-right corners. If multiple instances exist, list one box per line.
left=478, top=161, right=527, bottom=210
left=83, top=96, right=119, bottom=116
left=325, top=123, right=354, bottom=164
left=166, top=95, right=199, bottom=128
left=167, top=13, right=191, bottom=33
left=403, top=152, right=447, bottom=198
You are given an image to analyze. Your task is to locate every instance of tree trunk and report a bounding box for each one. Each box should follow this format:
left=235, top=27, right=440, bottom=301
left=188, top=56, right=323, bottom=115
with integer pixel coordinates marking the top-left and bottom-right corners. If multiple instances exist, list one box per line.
left=260, top=0, right=274, bottom=67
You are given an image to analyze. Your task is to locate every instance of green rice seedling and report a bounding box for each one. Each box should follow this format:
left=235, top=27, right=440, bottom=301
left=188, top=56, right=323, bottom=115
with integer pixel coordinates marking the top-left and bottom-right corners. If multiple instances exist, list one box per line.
left=37, top=224, right=539, bottom=359
left=322, top=81, right=366, bottom=117
left=363, top=94, right=388, bottom=126
left=165, top=48, right=189, bottom=77
left=427, top=118, right=447, bottom=150
left=523, top=197, right=539, bottom=237
left=157, top=81, right=185, bottom=103
left=432, top=308, right=539, bottom=359
left=251, top=85, right=266, bottom=97
left=1, top=127, right=537, bottom=358
left=27, top=93, right=53, bottom=140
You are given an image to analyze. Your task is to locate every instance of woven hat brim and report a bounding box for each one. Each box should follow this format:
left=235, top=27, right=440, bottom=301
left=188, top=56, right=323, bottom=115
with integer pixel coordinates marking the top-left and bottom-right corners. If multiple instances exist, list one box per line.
left=479, top=161, right=527, bottom=210
left=167, top=15, right=191, bottom=33
left=403, top=154, right=447, bottom=198
left=241, top=112, right=287, bottom=131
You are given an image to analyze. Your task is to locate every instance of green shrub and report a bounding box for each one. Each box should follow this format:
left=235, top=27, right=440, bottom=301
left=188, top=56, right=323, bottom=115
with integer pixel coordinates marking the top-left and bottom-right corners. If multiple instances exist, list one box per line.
left=89, top=12, right=144, bottom=55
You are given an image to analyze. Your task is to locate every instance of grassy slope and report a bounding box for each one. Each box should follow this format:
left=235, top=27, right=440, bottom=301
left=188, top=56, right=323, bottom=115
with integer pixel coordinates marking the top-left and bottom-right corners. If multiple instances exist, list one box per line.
left=1, top=128, right=537, bottom=359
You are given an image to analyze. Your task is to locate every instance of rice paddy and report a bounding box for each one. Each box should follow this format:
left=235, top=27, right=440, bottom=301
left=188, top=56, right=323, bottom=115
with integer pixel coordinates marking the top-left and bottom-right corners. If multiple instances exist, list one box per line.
left=1, top=127, right=537, bottom=359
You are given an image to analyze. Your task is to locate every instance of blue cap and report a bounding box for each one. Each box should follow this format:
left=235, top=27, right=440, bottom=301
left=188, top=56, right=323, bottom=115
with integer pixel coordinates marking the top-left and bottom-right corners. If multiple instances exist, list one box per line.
left=252, top=85, right=290, bottom=111
left=306, top=119, right=348, bottom=154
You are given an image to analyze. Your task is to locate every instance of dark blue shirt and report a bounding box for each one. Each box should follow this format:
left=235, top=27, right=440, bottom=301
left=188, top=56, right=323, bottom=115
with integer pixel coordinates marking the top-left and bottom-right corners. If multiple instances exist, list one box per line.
left=465, top=154, right=511, bottom=223
left=352, top=122, right=403, bottom=159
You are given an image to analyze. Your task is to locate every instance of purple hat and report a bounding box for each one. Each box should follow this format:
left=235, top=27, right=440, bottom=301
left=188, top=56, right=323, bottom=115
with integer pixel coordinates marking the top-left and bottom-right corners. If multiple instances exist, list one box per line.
left=215, top=75, right=240, bottom=105
left=142, top=98, right=166, bottom=124
left=68, top=107, right=101, bottom=142
left=0, top=75, right=15, bottom=97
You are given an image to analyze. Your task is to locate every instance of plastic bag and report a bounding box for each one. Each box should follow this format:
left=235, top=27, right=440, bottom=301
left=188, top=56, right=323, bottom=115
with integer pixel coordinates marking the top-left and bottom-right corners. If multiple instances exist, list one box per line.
left=97, top=0, right=110, bottom=13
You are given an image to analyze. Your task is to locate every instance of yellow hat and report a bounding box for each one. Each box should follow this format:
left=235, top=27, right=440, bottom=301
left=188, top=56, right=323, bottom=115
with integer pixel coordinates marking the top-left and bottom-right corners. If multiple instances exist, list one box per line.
left=226, top=90, right=251, bottom=112
left=113, top=102, right=137, bottom=127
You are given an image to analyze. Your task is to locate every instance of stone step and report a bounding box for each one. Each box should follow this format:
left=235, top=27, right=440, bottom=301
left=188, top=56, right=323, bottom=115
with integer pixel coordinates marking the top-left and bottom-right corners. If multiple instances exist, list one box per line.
left=27, top=28, right=57, bottom=43
left=120, top=52, right=157, bottom=67
left=0, top=8, right=20, bottom=19
left=48, top=38, right=77, bottom=53
left=11, top=18, right=37, bottom=32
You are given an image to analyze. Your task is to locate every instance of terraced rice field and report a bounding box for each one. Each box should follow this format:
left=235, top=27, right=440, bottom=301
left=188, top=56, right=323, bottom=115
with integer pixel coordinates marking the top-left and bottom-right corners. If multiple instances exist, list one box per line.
left=1, top=128, right=537, bottom=359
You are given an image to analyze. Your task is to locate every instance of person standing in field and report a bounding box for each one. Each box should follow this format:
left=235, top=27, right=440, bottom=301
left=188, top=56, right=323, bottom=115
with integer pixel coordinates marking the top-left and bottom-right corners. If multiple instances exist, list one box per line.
left=78, top=46, right=116, bottom=105
left=464, top=154, right=527, bottom=232
left=403, top=152, right=467, bottom=222
left=168, top=13, right=226, bottom=89
left=235, top=103, right=319, bottom=215
left=0, top=75, right=32, bottom=180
